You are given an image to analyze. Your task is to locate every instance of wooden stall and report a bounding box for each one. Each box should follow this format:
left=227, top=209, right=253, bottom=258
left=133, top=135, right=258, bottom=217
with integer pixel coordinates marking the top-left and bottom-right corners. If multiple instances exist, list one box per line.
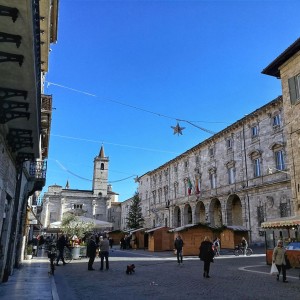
left=107, top=230, right=128, bottom=246
left=145, top=226, right=173, bottom=252
left=220, top=226, right=249, bottom=250
left=169, top=224, right=215, bottom=256
left=261, top=216, right=300, bottom=267
left=130, top=228, right=148, bottom=249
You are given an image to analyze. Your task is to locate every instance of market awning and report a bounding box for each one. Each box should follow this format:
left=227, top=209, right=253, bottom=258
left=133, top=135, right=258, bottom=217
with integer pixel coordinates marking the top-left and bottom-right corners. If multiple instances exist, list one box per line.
left=168, top=224, right=195, bottom=232
left=77, top=216, right=113, bottom=228
left=145, top=226, right=168, bottom=233
left=130, top=228, right=147, bottom=234
left=49, top=217, right=113, bottom=229
left=261, top=215, right=300, bottom=228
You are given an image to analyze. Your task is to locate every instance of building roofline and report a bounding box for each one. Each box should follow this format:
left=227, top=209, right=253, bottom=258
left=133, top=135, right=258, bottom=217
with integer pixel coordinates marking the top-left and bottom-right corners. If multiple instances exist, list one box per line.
left=262, top=38, right=300, bottom=77
left=142, top=96, right=282, bottom=176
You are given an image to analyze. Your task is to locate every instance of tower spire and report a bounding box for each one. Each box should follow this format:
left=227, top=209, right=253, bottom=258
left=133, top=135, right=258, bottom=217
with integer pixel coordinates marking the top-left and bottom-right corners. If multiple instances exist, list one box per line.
left=99, top=144, right=105, bottom=158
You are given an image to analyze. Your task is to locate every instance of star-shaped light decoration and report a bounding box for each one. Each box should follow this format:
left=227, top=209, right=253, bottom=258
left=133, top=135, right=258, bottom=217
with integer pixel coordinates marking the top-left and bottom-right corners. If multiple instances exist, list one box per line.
left=171, top=122, right=185, bottom=135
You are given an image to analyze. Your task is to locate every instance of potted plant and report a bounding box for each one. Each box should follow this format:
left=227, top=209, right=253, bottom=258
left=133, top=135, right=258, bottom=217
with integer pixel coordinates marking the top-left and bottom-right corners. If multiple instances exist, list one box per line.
left=61, top=213, right=93, bottom=259
left=26, top=244, right=33, bottom=260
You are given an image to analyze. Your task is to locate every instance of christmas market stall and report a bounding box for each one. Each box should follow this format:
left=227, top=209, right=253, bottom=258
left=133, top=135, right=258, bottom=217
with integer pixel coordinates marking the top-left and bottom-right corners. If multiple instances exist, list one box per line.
left=169, top=224, right=215, bottom=256
left=261, top=216, right=300, bottom=267
left=106, top=230, right=128, bottom=247
left=220, top=226, right=249, bottom=250
left=129, top=228, right=148, bottom=249
left=145, top=226, right=173, bottom=252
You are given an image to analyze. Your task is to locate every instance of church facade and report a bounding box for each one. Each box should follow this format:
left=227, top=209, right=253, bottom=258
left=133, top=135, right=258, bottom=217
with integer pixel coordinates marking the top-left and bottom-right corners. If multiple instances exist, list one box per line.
left=40, top=146, right=120, bottom=230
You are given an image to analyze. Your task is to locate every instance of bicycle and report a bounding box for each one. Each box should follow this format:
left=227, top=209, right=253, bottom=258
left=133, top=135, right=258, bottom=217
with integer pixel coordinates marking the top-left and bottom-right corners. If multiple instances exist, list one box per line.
left=47, top=243, right=57, bottom=276
left=234, top=245, right=253, bottom=256
left=63, top=247, right=73, bottom=264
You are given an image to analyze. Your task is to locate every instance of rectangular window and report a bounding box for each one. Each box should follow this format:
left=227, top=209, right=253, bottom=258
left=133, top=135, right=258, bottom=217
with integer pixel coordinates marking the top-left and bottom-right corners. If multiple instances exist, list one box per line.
left=158, top=189, right=162, bottom=203
left=227, top=139, right=232, bottom=149
left=288, top=74, right=300, bottom=104
left=275, top=150, right=285, bottom=170
left=257, top=206, right=264, bottom=226
left=273, top=115, right=280, bottom=127
left=251, top=126, right=258, bottom=137
left=228, top=167, right=235, bottom=184
left=253, top=158, right=261, bottom=177
left=210, top=174, right=216, bottom=189
left=209, top=148, right=214, bottom=157
left=280, top=203, right=288, bottom=217
left=184, top=161, right=188, bottom=171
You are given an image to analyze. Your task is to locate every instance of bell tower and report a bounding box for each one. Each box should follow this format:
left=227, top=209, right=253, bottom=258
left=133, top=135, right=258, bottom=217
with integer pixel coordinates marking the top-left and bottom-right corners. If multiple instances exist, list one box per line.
left=92, top=145, right=109, bottom=196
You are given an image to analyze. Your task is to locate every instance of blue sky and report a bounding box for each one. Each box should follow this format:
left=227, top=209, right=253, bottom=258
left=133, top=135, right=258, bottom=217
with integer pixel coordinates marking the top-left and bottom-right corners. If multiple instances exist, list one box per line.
left=43, top=0, right=300, bottom=202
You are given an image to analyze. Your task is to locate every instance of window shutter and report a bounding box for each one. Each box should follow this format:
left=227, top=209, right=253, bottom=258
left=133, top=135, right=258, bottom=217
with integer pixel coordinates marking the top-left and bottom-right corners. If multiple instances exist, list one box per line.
left=288, top=76, right=297, bottom=104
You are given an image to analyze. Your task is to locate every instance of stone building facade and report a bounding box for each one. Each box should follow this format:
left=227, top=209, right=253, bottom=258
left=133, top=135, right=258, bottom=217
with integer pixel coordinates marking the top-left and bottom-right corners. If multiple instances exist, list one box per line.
left=262, top=38, right=300, bottom=218
left=0, top=0, right=58, bottom=282
left=137, top=97, right=292, bottom=243
left=40, top=146, right=120, bottom=230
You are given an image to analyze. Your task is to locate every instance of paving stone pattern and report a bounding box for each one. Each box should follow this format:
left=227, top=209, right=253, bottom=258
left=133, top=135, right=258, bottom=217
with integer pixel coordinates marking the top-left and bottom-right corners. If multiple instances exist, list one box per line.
left=54, top=249, right=300, bottom=300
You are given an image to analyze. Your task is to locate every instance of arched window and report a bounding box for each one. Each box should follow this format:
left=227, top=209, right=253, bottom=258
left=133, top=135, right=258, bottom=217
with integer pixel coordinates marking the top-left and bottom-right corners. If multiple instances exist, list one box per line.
left=100, top=163, right=104, bottom=170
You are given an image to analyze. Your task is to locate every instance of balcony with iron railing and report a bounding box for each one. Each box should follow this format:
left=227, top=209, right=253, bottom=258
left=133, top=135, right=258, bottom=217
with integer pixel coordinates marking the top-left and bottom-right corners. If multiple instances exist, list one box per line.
left=28, top=160, right=47, bottom=193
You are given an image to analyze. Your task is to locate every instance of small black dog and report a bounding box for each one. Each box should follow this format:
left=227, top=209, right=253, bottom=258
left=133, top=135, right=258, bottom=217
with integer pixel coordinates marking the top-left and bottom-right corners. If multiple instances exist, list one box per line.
left=126, top=264, right=135, bottom=274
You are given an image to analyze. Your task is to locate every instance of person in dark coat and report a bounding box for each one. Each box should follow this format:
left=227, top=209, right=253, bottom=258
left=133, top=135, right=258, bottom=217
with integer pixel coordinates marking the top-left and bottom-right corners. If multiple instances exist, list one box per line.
left=199, top=236, right=215, bottom=278
left=87, top=235, right=98, bottom=271
left=174, top=235, right=184, bottom=265
left=56, top=234, right=68, bottom=266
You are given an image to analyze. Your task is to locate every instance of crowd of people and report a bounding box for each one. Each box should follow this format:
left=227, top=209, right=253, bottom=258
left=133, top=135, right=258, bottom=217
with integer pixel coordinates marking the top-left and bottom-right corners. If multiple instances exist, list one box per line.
left=33, top=231, right=290, bottom=282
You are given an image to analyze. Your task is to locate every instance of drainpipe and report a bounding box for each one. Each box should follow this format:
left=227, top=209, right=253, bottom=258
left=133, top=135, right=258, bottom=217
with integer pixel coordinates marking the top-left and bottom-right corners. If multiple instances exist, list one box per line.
left=243, top=123, right=252, bottom=243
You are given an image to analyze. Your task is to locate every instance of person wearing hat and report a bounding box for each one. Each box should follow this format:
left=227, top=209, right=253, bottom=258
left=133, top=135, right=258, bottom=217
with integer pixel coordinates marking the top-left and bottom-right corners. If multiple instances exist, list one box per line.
left=87, top=235, right=98, bottom=271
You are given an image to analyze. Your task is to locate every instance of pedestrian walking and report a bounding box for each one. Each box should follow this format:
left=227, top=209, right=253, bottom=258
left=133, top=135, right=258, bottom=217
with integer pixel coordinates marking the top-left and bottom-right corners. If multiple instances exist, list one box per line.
left=272, top=239, right=288, bottom=283
left=56, top=234, right=68, bottom=266
left=99, top=235, right=110, bottom=271
left=199, top=236, right=214, bottom=278
left=87, top=235, right=98, bottom=271
left=109, top=237, right=114, bottom=249
left=174, top=234, right=184, bottom=265
left=213, top=237, right=220, bottom=256
left=241, top=237, right=248, bottom=256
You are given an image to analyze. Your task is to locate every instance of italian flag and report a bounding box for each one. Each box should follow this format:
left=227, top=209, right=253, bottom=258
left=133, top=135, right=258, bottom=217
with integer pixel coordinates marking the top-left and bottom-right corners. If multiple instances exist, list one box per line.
left=188, top=178, right=193, bottom=195
left=195, top=178, right=200, bottom=194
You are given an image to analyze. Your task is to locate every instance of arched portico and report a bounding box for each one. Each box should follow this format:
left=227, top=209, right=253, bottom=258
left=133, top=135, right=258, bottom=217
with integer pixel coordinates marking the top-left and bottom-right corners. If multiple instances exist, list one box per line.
left=226, top=194, right=243, bottom=226
left=209, top=198, right=222, bottom=227
left=173, top=206, right=181, bottom=227
left=183, top=204, right=192, bottom=225
left=194, top=201, right=206, bottom=223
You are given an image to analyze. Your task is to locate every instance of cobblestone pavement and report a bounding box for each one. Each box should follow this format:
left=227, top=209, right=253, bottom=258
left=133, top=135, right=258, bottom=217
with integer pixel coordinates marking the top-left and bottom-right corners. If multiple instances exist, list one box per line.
left=54, top=248, right=300, bottom=300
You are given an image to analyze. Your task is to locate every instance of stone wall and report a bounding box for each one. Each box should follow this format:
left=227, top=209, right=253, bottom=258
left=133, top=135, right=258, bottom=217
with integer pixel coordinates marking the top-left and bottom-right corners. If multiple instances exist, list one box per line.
left=138, top=97, right=292, bottom=243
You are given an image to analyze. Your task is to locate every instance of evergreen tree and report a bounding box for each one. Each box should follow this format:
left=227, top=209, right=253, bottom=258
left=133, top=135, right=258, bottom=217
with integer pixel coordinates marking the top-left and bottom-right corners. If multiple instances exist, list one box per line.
left=126, top=192, right=144, bottom=229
